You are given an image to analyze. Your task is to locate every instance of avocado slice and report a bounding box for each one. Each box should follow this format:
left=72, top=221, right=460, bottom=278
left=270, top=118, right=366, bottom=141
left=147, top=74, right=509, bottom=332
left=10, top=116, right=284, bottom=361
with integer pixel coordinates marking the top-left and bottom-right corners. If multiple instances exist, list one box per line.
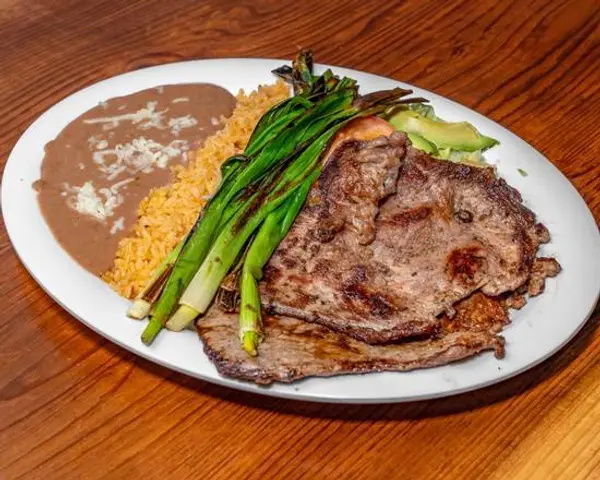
left=409, top=102, right=438, bottom=120
left=437, top=148, right=484, bottom=165
left=407, top=132, right=438, bottom=155
left=390, top=110, right=498, bottom=152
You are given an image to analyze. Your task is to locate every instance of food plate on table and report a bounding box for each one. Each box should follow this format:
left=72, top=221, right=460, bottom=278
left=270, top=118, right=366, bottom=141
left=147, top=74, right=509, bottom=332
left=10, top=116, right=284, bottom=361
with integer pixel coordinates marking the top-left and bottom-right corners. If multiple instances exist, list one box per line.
left=3, top=52, right=599, bottom=403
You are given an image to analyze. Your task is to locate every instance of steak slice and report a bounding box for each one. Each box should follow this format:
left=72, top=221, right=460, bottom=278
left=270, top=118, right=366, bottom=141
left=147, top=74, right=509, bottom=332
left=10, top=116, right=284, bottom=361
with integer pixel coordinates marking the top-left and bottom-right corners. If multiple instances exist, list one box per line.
left=262, top=142, right=552, bottom=344
left=526, top=257, right=561, bottom=296
left=315, top=132, right=405, bottom=245
left=198, top=293, right=507, bottom=385
left=498, top=256, right=561, bottom=309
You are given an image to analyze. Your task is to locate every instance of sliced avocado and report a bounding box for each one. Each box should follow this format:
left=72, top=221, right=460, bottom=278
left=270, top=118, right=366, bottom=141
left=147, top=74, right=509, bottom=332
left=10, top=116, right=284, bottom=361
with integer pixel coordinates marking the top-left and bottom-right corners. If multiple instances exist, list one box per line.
left=407, top=132, right=438, bottom=155
left=436, top=148, right=485, bottom=165
left=408, top=102, right=438, bottom=120
left=390, top=110, right=498, bottom=152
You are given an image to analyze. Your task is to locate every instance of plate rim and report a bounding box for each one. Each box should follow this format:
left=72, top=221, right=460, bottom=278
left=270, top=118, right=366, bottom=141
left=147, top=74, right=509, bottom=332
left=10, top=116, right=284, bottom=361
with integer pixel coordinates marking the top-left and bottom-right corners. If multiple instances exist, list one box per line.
left=3, top=57, right=599, bottom=404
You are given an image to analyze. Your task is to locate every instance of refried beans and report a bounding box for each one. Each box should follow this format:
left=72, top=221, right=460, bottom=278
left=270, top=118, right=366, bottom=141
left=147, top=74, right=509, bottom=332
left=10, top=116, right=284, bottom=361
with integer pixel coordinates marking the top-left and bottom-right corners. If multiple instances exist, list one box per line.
left=35, top=83, right=236, bottom=275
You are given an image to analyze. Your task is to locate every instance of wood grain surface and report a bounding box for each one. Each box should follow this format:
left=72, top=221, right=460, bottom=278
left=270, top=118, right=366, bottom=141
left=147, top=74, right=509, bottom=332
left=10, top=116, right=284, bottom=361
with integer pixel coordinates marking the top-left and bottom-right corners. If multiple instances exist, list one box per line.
left=1, top=0, right=599, bottom=478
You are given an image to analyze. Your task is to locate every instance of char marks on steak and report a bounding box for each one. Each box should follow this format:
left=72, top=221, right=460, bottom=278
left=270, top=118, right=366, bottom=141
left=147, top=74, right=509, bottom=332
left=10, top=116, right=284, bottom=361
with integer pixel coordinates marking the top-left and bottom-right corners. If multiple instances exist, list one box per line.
left=498, top=256, right=561, bottom=309
left=198, top=293, right=507, bottom=385
left=316, top=132, right=406, bottom=245
left=262, top=139, right=552, bottom=344
left=527, top=257, right=561, bottom=296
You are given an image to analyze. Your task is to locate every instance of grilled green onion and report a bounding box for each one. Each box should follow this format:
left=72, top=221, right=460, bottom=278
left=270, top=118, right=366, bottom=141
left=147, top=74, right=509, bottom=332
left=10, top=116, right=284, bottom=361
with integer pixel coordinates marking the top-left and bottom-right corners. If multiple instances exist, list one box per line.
left=136, top=50, right=426, bottom=352
left=239, top=177, right=313, bottom=355
left=166, top=127, right=339, bottom=331
left=141, top=66, right=349, bottom=344
left=128, top=235, right=187, bottom=320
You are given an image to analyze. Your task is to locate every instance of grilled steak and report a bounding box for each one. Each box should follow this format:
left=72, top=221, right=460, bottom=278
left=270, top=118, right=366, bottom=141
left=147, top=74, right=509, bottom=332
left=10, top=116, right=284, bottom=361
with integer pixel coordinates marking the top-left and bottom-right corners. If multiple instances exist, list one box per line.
left=499, top=256, right=561, bottom=309
left=262, top=138, right=552, bottom=344
left=315, top=132, right=406, bottom=245
left=198, top=127, right=561, bottom=385
left=526, top=257, right=561, bottom=296
left=198, top=293, right=507, bottom=385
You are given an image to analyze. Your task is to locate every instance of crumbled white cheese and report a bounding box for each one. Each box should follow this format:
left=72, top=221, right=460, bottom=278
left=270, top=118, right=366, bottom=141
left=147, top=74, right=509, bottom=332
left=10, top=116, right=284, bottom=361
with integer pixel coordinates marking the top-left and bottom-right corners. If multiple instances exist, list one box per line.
left=84, top=101, right=168, bottom=131
left=115, top=137, right=187, bottom=170
left=138, top=102, right=168, bottom=130
left=110, top=177, right=135, bottom=191
left=96, top=140, right=108, bottom=150
left=110, top=217, right=125, bottom=234
left=172, top=97, right=189, bottom=103
left=88, top=135, right=102, bottom=149
left=92, top=148, right=116, bottom=165
left=67, top=182, right=108, bottom=221
left=168, top=115, right=198, bottom=136
left=106, top=165, right=127, bottom=180
left=78, top=163, right=85, bottom=170
left=64, top=179, right=133, bottom=221
left=92, top=137, right=188, bottom=179
left=210, top=117, right=219, bottom=126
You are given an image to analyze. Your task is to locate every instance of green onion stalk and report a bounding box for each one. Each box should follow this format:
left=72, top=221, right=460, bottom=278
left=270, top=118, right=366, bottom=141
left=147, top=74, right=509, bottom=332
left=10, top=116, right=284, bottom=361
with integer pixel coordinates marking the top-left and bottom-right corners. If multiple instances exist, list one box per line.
left=239, top=177, right=314, bottom=355
left=165, top=126, right=339, bottom=332
left=127, top=235, right=187, bottom=320
left=136, top=50, right=425, bottom=349
left=141, top=84, right=358, bottom=344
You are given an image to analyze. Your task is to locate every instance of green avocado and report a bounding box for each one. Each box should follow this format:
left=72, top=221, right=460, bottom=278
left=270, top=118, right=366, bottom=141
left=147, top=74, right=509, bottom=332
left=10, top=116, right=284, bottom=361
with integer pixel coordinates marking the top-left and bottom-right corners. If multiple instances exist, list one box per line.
left=390, top=110, right=498, bottom=152
left=406, top=132, right=438, bottom=155
left=437, top=148, right=484, bottom=165
left=409, top=102, right=438, bottom=120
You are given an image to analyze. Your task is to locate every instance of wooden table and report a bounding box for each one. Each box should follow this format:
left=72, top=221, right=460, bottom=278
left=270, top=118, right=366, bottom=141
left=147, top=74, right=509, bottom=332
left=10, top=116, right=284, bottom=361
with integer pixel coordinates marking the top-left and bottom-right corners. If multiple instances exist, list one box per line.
left=1, top=1, right=599, bottom=478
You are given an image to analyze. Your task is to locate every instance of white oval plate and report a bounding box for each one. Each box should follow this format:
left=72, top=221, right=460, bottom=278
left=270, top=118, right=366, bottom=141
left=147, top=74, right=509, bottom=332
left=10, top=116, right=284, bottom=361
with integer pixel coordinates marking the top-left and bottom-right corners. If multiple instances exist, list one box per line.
left=3, top=59, right=599, bottom=403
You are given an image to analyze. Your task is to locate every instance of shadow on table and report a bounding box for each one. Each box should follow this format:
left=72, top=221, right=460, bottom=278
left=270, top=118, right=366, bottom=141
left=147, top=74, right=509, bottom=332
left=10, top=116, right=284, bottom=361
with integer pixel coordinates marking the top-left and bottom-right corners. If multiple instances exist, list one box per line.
left=131, top=298, right=600, bottom=421
left=73, top=297, right=600, bottom=421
